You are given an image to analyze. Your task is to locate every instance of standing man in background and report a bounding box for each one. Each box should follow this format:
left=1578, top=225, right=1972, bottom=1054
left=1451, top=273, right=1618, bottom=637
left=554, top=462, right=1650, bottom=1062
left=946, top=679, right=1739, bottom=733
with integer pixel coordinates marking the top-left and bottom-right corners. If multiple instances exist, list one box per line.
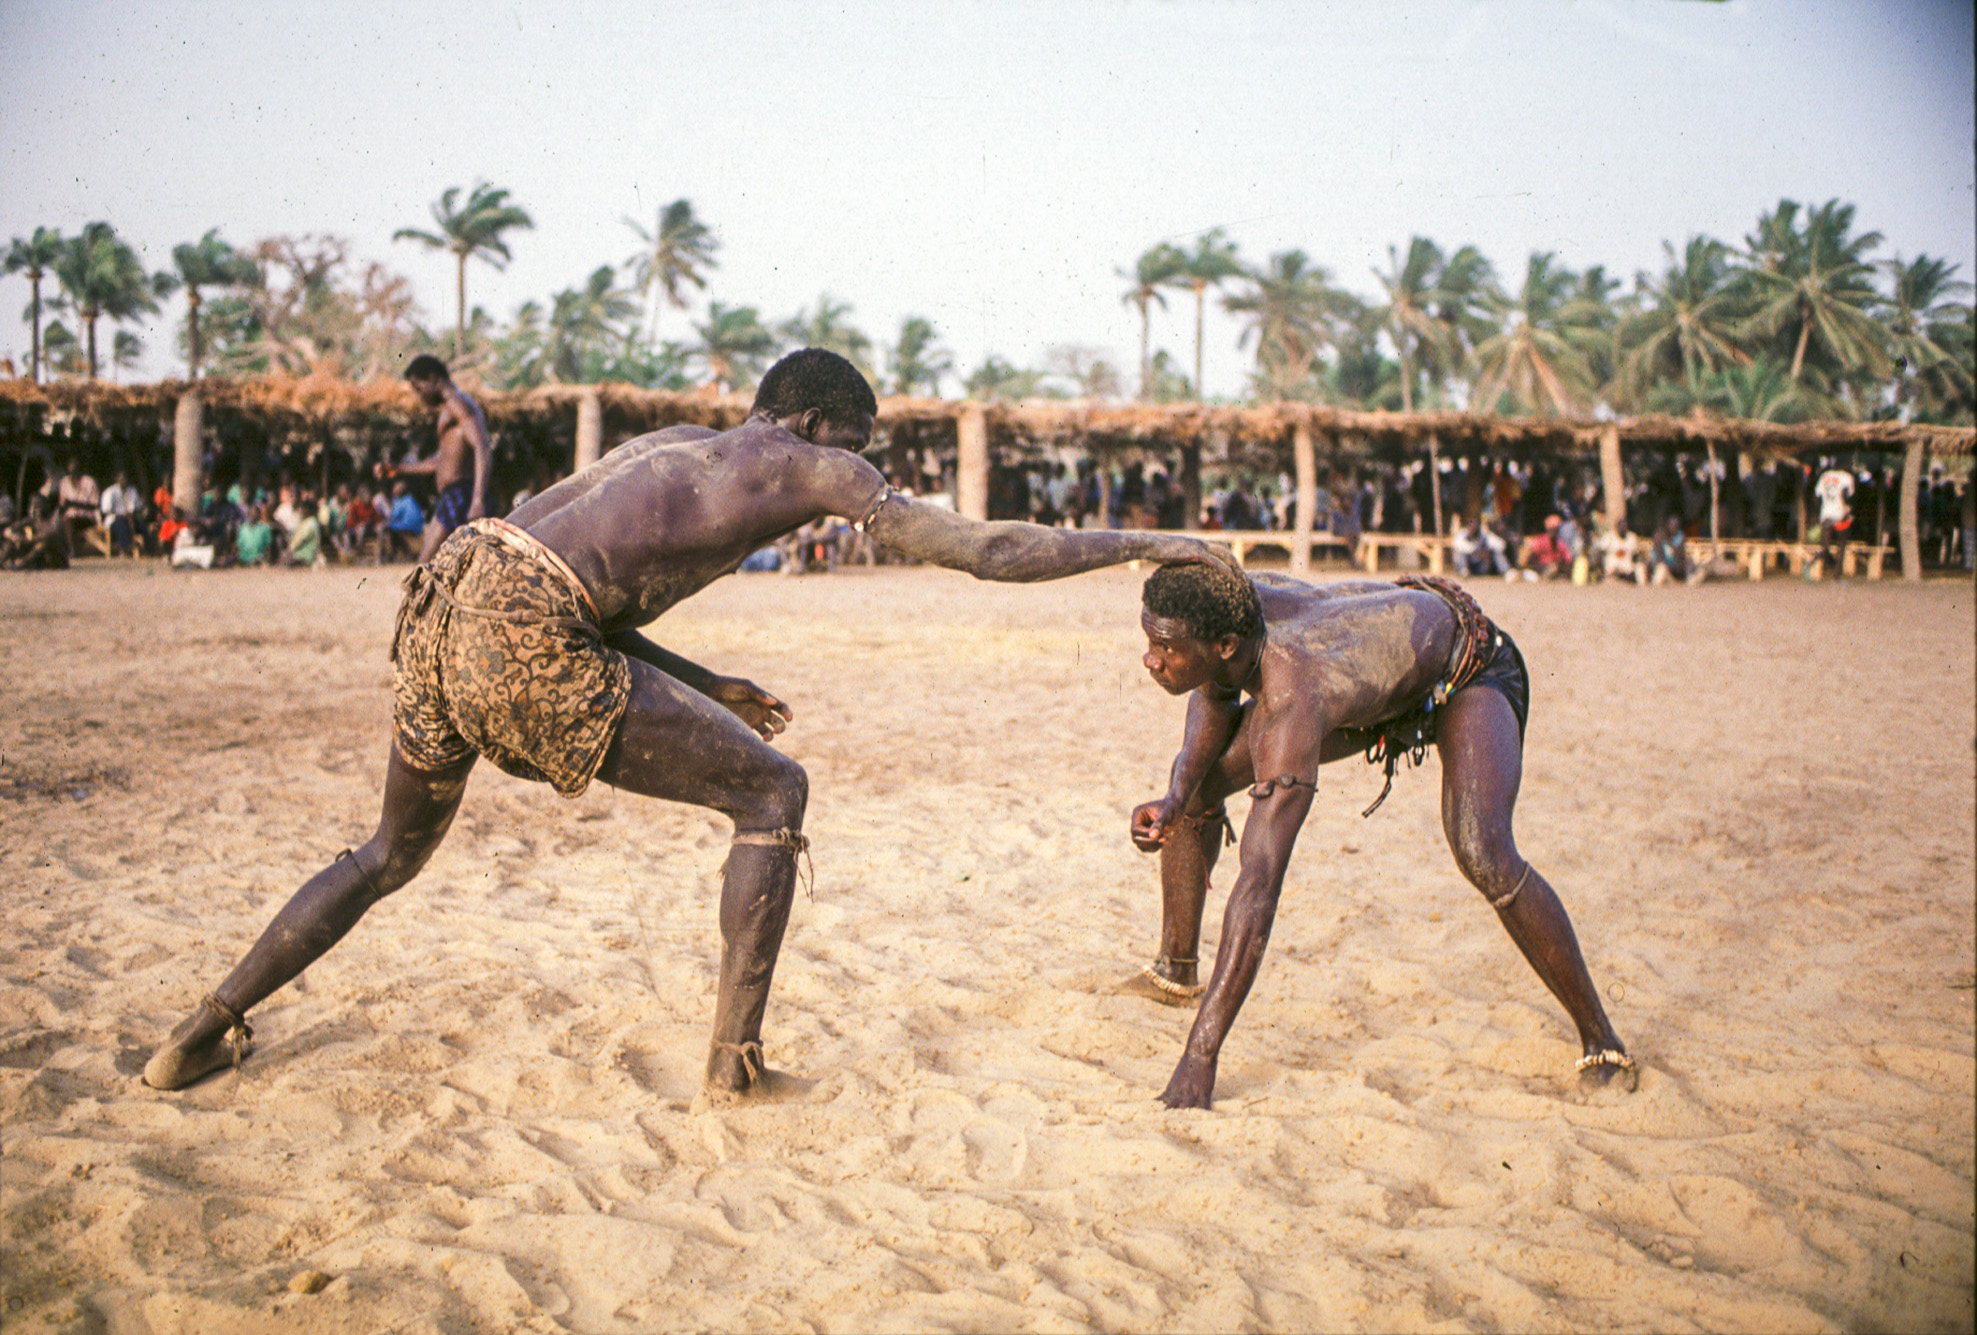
left=379, top=355, right=492, bottom=563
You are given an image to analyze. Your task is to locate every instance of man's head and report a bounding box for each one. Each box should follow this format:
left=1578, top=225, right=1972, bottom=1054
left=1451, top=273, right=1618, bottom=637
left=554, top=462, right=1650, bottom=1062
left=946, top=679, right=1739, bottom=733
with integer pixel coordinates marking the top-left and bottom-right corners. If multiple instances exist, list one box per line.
left=1139, top=561, right=1263, bottom=695
left=405, top=354, right=450, bottom=405
left=752, top=348, right=878, bottom=452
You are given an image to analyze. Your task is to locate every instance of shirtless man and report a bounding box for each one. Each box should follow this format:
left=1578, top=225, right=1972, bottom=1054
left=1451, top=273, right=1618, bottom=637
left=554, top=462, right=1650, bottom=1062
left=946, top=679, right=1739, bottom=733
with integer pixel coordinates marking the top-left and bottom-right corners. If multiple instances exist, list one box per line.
left=1125, top=562, right=1633, bottom=1110
left=144, top=348, right=1232, bottom=1100
left=379, top=354, right=492, bottom=563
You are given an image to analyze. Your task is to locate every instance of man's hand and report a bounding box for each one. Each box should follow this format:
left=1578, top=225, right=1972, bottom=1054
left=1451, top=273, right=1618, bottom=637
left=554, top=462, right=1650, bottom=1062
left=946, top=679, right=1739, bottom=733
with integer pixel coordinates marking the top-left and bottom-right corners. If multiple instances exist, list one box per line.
left=1130, top=797, right=1183, bottom=852
left=707, top=676, right=792, bottom=742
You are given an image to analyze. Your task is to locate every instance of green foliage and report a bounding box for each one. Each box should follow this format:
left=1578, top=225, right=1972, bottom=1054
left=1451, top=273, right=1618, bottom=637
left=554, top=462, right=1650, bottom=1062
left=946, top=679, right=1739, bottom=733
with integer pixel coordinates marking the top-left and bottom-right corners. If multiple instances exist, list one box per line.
left=5, top=226, right=67, bottom=382
left=625, top=199, right=719, bottom=343
left=691, top=303, right=776, bottom=393
left=395, top=182, right=534, bottom=356
left=886, top=316, right=953, bottom=397
left=53, top=221, right=166, bottom=379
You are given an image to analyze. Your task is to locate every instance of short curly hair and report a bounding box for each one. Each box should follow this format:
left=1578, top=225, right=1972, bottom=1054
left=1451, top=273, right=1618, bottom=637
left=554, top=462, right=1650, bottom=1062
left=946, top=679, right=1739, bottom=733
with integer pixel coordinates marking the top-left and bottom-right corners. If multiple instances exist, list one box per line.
left=1142, top=562, right=1262, bottom=642
left=752, top=348, right=878, bottom=426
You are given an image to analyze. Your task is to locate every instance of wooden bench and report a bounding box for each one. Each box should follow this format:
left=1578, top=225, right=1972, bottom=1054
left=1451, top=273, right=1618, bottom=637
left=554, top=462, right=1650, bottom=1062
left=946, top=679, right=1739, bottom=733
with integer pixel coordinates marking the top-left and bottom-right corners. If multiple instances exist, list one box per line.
left=1687, top=537, right=1896, bottom=581
left=1356, top=533, right=1451, bottom=574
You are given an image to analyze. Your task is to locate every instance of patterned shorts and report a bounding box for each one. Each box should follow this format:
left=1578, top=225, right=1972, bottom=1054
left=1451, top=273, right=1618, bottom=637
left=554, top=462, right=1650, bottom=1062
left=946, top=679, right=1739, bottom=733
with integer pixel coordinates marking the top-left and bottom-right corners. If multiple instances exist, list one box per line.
left=390, top=520, right=632, bottom=798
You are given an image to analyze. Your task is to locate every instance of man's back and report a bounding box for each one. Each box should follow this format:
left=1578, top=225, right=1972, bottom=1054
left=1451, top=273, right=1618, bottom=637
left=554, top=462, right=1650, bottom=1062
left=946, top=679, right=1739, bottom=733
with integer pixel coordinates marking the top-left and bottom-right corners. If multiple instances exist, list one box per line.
left=517, top=419, right=883, bottom=630
left=1251, top=576, right=1459, bottom=735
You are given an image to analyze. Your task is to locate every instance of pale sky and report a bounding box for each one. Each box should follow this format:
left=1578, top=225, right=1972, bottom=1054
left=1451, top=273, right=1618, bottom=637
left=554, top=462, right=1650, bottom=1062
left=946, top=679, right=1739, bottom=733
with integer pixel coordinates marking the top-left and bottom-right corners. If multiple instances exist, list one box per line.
left=3, top=0, right=1972, bottom=400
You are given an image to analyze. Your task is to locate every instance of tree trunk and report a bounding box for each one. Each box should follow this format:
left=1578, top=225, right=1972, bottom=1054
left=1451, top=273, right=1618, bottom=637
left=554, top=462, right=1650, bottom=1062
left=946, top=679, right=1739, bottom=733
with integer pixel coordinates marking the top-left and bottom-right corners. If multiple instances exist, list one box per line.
left=85, top=312, right=100, bottom=380
left=28, top=278, right=43, bottom=384
left=187, top=288, right=203, bottom=380
left=455, top=252, right=468, bottom=361
left=957, top=402, right=989, bottom=521
left=575, top=389, right=603, bottom=472
left=1899, top=436, right=1924, bottom=582
left=173, top=392, right=204, bottom=515
left=1599, top=423, right=1626, bottom=536
left=1138, top=302, right=1152, bottom=402
left=1193, top=283, right=1207, bottom=402
left=1291, top=420, right=1316, bottom=576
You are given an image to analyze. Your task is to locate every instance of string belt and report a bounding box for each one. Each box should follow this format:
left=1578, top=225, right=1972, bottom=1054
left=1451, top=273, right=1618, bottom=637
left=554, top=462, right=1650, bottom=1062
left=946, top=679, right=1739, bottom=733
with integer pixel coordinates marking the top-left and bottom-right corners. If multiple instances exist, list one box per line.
left=730, top=828, right=814, bottom=901
left=200, top=992, right=253, bottom=1072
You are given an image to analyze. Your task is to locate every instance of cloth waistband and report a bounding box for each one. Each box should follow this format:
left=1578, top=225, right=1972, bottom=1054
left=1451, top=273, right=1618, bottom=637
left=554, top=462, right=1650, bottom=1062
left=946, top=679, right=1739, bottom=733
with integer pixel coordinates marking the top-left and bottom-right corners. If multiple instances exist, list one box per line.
left=461, top=518, right=600, bottom=623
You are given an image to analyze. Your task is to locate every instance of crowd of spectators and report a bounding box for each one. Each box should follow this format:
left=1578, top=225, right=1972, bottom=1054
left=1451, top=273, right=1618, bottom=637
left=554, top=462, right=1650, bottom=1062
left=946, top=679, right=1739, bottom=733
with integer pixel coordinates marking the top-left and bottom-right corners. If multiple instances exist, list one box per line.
left=0, top=457, right=485, bottom=572
left=6, top=451, right=1973, bottom=579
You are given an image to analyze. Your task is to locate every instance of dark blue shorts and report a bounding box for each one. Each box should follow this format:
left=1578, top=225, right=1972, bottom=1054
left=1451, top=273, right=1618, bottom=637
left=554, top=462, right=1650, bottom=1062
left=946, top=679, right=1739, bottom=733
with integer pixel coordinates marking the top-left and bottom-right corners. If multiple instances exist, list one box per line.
left=432, top=481, right=474, bottom=535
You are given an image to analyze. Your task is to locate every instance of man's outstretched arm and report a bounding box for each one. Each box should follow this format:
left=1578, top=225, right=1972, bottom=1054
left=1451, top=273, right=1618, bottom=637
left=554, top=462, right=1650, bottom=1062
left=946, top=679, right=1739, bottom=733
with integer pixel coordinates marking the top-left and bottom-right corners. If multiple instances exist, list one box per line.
left=1159, top=713, right=1324, bottom=1110
left=867, top=494, right=1236, bottom=582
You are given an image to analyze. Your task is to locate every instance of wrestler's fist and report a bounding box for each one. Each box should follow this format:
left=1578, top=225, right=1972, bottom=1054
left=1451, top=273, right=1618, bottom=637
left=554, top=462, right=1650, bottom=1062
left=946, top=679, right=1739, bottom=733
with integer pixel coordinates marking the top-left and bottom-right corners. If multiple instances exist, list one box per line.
left=1131, top=798, right=1181, bottom=852
left=708, top=676, right=792, bottom=742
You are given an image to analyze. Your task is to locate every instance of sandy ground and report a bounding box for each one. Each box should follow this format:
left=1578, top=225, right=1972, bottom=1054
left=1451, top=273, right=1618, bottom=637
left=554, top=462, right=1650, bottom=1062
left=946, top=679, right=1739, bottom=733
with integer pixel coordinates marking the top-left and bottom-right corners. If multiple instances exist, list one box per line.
left=1, top=558, right=1972, bottom=1334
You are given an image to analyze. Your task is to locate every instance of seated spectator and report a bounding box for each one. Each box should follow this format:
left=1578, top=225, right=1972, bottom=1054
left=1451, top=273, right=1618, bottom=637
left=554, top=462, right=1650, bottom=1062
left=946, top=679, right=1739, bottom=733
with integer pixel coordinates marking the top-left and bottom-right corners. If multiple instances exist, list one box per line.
left=234, top=504, right=276, bottom=567
left=57, top=458, right=100, bottom=553
left=98, top=470, right=142, bottom=558
left=1450, top=516, right=1509, bottom=576
left=2, top=496, right=70, bottom=570
left=282, top=493, right=325, bottom=567
left=341, top=486, right=379, bottom=560
left=381, top=482, right=426, bottom=563
left=1596, top=526, right=1647, bottom=585
left=169, top=508, right=216, bottom=570
left=1520, top=514, right=1572, bottom=580
left=1650, top=517, right=1696, bottom=585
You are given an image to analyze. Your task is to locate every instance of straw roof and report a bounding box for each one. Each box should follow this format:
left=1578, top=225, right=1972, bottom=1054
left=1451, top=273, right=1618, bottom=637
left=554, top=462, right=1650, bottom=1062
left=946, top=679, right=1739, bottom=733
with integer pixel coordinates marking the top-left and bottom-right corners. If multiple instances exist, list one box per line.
left=2, top=377, right=1968, bottom=460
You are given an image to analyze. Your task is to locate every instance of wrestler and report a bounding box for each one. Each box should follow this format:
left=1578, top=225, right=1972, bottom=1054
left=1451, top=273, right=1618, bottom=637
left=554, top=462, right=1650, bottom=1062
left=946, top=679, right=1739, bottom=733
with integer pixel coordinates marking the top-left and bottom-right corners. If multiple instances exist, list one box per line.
left=1125, top=562, right=1633, bottom=1110
left=144, top=348, right=1233, bottom=1101
left=379, top=354, right=492, bottom=563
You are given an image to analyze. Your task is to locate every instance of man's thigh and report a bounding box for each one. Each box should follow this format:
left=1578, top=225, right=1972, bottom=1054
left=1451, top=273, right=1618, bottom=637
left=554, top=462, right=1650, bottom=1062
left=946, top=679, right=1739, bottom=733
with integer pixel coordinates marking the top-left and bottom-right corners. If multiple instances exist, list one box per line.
left=595, top=657, right=800, bottom=812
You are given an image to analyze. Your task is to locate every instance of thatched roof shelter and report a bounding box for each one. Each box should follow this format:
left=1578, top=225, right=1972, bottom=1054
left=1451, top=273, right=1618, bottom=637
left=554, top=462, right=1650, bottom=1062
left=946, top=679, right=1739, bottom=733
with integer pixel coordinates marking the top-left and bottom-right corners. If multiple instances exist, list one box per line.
left=4, top=376, right=1967, bottom=463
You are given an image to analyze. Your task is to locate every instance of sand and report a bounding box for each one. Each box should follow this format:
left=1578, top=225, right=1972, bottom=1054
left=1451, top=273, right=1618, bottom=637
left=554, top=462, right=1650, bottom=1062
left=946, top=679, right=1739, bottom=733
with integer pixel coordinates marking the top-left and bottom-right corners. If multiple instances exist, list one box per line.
left=2, top=560, right=1971, bottom=1334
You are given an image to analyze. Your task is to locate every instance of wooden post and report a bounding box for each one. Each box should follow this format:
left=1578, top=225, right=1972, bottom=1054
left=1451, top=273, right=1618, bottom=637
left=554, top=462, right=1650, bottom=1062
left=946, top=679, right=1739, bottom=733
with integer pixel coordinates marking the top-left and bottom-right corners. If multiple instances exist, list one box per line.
left=172, top=392, right=203, bottom=514
left=574, top=389, right=603, bottom=473
left=1899, top=435, right=1924, bottom=582
left=1180, top=437, right=1203, bottom=530
left=1599, top=423, right=1625, bottom=536
left=957, top=402, right=988, bottom=521
left=1706, top=441, right=1722, bottom=543
left=1291, top=419, right=1316, bottom=576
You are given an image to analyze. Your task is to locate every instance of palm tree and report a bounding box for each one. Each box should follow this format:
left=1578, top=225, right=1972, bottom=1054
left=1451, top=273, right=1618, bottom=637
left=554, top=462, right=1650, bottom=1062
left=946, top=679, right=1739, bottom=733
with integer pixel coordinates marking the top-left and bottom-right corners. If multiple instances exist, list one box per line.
left=1739, top=198, right=1887, bottom=384
left=1165, top=229, right=1245, bottom=401
left=1616, top=236, right=1748, bottom=407
left=1370, top=238, right=1495, bottom=411
left=690, top=303, right=775, bottom=392
left=625, top=199, right=719, bottom=344
left=1223, top=250, right=1353, bottom=401
left=170, top=229, right=260, bottom=380
left=1371, top=237, right=1447, bottom=412
left=394, top=183, right=534, bottom=359
left=777, top=293, right=875, bottom=379
left=111, top=329, right=144, bottom=383
left=965, top=355, right=1052, bottom=402
left=1119, top=243, right=1184, bottom=400
left=1879, top=254, right=1974, bottom=421
left=886, top=316, right=953, bottom=397
left=1469, top=252, right=1600, bottom=416
left=53, top=222, right=168, bottom=380
left=4, top=227, right=65, bottom=382
left=547, top=265, right=640, bottom=383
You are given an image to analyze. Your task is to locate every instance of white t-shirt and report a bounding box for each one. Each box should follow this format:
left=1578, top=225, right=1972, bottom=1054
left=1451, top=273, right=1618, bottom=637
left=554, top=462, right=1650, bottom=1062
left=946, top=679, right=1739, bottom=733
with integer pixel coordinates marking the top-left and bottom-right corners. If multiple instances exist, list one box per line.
left=1815, top=470, right=1854, bottom=524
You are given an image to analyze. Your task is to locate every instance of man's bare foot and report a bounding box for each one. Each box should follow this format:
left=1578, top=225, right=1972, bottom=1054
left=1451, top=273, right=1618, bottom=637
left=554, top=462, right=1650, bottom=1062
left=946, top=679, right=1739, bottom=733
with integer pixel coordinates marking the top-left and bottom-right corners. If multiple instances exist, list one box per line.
left=142, top=1017, right=242, bottom=1090
left=1113, top=963, right=1204, bottom=1007
left=1574, top=1049, right=1638, bottom=1095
